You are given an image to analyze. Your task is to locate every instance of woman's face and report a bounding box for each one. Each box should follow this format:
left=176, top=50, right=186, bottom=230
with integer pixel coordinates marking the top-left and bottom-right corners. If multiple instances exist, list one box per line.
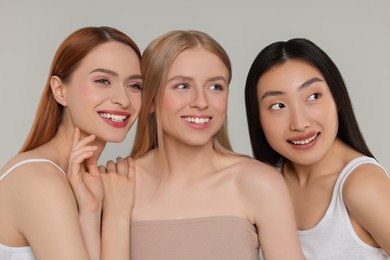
left=60, top=41, right=142, bottom=143
left=160, top=47, right=229, bottom=147
left=256, top=60, right=338, bottom=166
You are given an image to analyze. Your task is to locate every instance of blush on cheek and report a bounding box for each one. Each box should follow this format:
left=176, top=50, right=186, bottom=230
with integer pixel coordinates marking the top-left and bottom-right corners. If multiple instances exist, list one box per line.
left=79, top=83, right=103, bottom=101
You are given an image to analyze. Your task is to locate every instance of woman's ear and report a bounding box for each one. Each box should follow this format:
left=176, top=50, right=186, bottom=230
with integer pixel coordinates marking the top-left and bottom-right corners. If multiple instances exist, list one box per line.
left=50, top=76, right=67, bottom=106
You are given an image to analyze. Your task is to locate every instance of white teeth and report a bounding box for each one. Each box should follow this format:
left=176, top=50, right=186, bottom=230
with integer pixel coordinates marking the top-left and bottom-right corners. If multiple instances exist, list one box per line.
left=183, top=117, right=210, bottom=124
left=291, top=134, right=318, bottom=145
left=100, top=113, right=127, bottom=122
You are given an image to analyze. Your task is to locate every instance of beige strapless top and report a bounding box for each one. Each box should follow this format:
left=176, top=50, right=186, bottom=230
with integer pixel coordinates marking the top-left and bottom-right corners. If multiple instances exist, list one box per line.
left=131, top=216, right=260, bottom=260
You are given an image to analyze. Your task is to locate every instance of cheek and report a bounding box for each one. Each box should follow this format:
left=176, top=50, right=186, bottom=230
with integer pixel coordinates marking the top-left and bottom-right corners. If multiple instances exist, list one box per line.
left=259, top=111, right=283, bottom=145
left=129, top=93, right=142, bottom=112
left=326, top=105, right=339, bottom=133
left=74, top=81, right=97, bottom=98
left=315, top=99, right=338, bottom=128
left=162, top=95, right=182, bottom=113
left=66, top=83, right=99, bottom=107
left=211, top=94, right=228, bottom=113
left=66, top=92, right=85, bottom=112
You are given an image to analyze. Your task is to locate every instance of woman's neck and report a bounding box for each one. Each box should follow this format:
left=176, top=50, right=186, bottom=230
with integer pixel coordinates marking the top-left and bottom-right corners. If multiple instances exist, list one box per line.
left=157, top=138, right=220, bottom=182
left=44, top=123, right=106, bottom=172
left=283, top=138, right=361, bottom=185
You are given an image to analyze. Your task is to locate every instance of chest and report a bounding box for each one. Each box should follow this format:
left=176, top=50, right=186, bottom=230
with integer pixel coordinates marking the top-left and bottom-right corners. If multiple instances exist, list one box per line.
left=287, top=176, right=337, bottom=230
left=132, top=172, right=245, bottom=221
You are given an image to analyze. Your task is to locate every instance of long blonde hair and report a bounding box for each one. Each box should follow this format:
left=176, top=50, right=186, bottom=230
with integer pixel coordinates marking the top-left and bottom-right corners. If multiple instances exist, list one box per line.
left=131, top=30, right=235, bottom=160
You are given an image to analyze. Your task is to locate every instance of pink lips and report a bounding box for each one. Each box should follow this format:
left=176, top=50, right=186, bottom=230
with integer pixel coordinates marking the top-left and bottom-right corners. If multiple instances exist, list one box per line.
left=182, top=115, right=212, bottom=130
left=98, top=110, right=131, bottom=128
left=288, top=131, right=320, bottom=150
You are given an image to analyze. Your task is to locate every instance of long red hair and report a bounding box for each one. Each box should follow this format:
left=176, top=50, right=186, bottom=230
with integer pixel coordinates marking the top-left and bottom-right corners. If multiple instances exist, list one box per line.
left=20, top=26, right=141, bottom=152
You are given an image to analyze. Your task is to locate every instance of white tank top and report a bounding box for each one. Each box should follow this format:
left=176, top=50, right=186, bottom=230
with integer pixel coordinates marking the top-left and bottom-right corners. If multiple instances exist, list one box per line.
left=298, top=156, right=390, bottom=259
left=0, top=159, right=65, bottom=260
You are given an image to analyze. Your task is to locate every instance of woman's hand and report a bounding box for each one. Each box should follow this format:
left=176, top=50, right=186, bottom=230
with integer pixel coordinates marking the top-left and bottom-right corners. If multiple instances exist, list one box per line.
left=100, top=157, right=136, bottom=217
left=100, top=157, right=136, bottom=260
left=67, top=127, right=103, bottom=214
left=66, top=127, right=105, bottom=260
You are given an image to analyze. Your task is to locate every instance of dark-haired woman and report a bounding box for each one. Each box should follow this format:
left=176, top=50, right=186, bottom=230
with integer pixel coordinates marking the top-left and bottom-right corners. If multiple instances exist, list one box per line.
left=245, top=38, right=390, bottom=259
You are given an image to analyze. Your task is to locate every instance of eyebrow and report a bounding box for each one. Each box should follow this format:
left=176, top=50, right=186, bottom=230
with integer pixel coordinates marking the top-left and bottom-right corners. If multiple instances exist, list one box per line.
left=167, top=75, right=228, bottom=84
left=300, top=77, right=323, bottom=89
left=260, top=77, right=324, bottom=100
left=90, top=68, right=142, bottom=81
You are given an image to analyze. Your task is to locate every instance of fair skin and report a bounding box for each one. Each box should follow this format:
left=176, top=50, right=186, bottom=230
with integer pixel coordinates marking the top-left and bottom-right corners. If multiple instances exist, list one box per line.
left=68, top=129, right=136, bottom=260
left=257, top=59, right=390, bottom=254
left=132, top=47, right=304, bottom=259
left=0, top=41, right=141, bottom=260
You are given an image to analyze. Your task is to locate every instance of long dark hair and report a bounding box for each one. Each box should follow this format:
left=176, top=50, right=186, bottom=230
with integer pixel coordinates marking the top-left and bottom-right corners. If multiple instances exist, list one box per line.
left=244, top=38, right=374, bottom=167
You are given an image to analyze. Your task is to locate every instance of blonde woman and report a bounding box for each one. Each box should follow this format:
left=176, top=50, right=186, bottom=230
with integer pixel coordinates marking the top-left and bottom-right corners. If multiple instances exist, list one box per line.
left=129, top=30, right=304, bottom=260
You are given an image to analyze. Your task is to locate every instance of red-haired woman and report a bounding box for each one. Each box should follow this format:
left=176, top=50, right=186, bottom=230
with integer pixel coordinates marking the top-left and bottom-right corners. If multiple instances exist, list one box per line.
left=0, top=26, right=142, bottom=260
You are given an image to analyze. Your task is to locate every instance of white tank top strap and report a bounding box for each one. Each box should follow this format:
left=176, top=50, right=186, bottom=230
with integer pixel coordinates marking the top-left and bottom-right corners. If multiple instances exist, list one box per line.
left=0, top=158, right=66, bottom=181
left=338, top=156, right=388, bottom=188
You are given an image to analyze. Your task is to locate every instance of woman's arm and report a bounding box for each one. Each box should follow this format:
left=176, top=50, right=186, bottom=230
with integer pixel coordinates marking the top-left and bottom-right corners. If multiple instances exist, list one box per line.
left=12, top=163, right=90, bottom=260
left=343, top=163, right=390, bottom=254
left=100, top=157, right=135, bottom=260
left=67, top=128, right=136, bottom=260
left=67, top=127, right=103, bottom=260
left=241, top=161, right=304, bottom=260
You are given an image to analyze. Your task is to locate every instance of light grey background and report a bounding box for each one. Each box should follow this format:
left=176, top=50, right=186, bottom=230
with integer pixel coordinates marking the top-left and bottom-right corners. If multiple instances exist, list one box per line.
left=0, top=0, right=389, bottom=172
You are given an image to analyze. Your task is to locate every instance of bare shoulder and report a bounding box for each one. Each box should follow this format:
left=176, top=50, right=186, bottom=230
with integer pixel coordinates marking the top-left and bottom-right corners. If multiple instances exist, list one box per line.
left=343, top=161, right=389, bottom=207
left=1, top=156, right=66, bottom=182
left=131, top=150, right=160, bottom=184
left=1, top=156, right=70, bottom=206
left=342, top=160, right=390, bottom=253
left=229, top=156, right=286, bottom=193
left=222, top=156, right=290, bottom=221
left=227, top=156, right=295, bottom=230
left=132, top=150, right=156, bottom=172
left=1, top=151, right=65, bottom=179
left=0, top=155, right=78, bottom=241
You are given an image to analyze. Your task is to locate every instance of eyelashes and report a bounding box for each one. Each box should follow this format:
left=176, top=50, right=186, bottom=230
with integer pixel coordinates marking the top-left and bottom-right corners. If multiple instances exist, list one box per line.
left=175, top=83, right=190, bottom=90
left=269, top=103, right=285, bottom=111
left=267, top=92, right=322, bottom=111
left=127, top=83, right=143, bottom=90
left=174, top=82, right=225, bottom=91
left=307, top=92, right=321, bottom=101
left=209, top=84, right=224, bottom=91
left=95, top=78, right=110, bottom=85
left=94, top=78, right=143, bottom=91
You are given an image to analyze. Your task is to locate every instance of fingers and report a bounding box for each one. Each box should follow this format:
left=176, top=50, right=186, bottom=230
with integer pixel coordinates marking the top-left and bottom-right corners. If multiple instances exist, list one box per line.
left=106, top=160, right=116, bottom=173
left=69, top=142, right=98, bottom=170
left=100, top=157, right=136, bottom=216
left=127, top=157, right=135, bottom=180
left=72, top=133, right=96, bottom=151
left=100, top=157, right=131, bottom=177
left=68, top=146, right=98, bottom=184
left=116, top=157, right=128, bottom=176
left=98, top=165, right=107, bottom=174
left=68, top=127, right=98, bottom=180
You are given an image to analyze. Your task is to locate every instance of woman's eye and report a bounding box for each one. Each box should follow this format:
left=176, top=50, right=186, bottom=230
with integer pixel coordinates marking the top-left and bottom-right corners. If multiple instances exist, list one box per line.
left=128, top=83, right=143, bottom=90
left=95, top=79, right=110, bottom=85
left=176, top=83, right=189, bottom=89
left=209, top=84, right=223, bottom=91
left=270, top=103, right=285, bottom=110
left=308, top=93, right=321, bottom=101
